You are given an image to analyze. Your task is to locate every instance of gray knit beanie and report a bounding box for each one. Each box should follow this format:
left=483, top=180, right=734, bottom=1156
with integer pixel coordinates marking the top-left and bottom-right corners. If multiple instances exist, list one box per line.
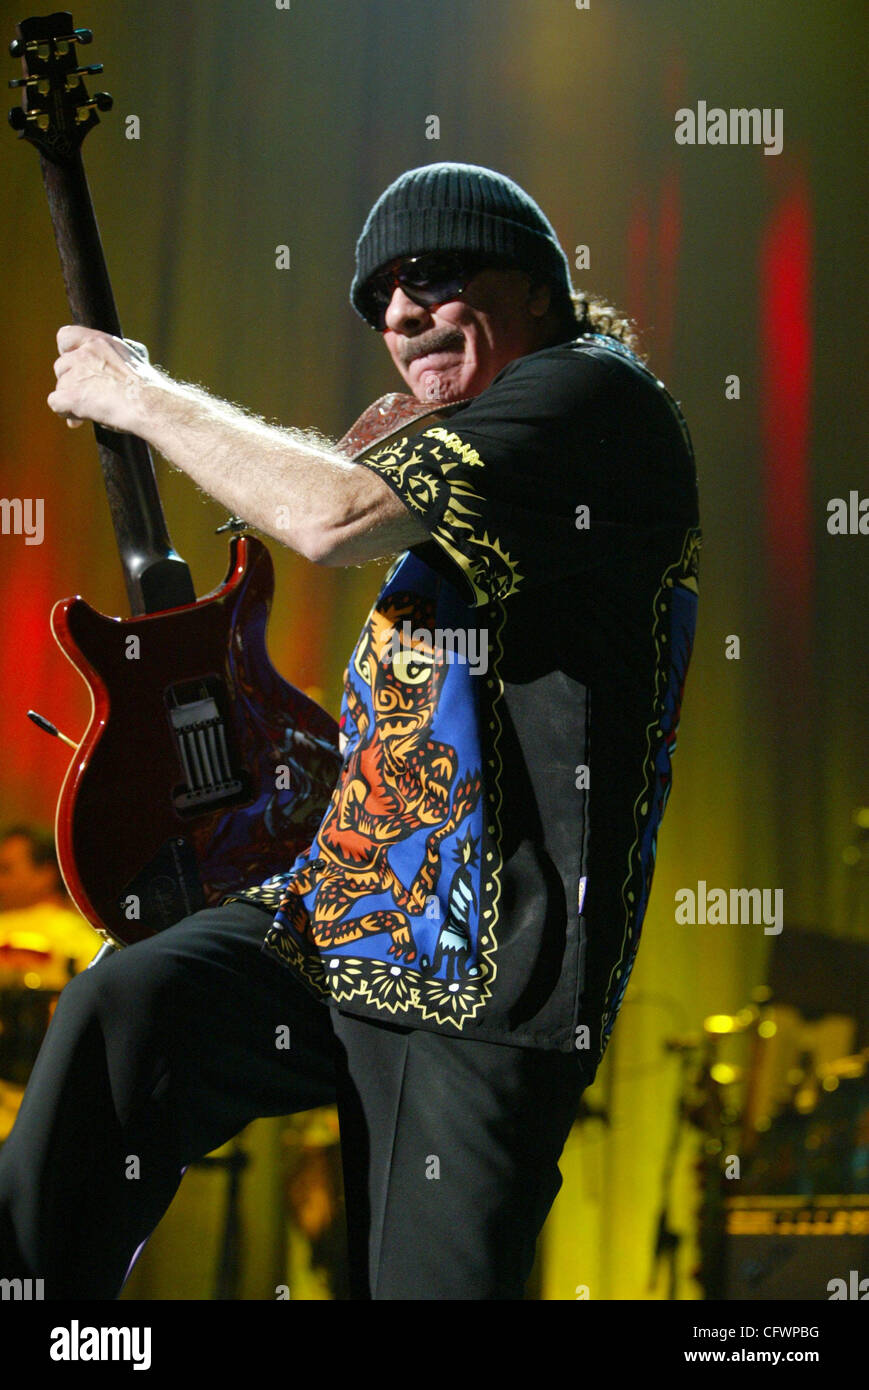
left=350, top=162, right=573, bottom=321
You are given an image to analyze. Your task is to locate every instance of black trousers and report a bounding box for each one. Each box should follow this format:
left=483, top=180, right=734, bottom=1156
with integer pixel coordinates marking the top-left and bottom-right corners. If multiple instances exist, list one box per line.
left=0, top=902, right=588, bottom=1300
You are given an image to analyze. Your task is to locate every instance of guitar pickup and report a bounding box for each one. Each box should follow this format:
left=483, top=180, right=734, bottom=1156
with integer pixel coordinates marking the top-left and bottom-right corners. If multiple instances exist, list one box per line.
left=167, top=677, right=248, bottom=813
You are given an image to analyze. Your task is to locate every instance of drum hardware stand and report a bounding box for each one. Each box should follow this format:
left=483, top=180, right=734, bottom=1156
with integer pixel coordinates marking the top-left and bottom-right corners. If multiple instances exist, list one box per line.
left=190, top=1140, right=251, bottom=1300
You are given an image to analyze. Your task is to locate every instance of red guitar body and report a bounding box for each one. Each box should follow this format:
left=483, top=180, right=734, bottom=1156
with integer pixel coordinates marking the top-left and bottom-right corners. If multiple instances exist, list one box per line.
left=51, top=533, right=341, bottom=945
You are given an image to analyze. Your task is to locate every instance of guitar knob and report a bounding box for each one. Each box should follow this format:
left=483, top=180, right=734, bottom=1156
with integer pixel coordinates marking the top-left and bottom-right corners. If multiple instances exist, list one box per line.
left=8, top=37, right=24, bottom=57
left=8, top=106, right=26, bottom=131
left=94, top=91, right=112, bottom=112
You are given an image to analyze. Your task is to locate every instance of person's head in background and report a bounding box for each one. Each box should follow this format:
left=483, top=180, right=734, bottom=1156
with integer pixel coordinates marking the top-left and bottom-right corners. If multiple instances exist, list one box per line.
left=0, top=825, right=66, bottom=912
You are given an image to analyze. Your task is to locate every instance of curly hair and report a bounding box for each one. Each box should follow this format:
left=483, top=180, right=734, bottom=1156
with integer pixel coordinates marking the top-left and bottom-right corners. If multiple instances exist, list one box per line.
left=565, top=289, right=645, bottom=359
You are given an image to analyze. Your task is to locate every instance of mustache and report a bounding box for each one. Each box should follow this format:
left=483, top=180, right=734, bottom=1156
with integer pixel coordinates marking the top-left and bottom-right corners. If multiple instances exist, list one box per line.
left=399, top=328, right=465, bottom=367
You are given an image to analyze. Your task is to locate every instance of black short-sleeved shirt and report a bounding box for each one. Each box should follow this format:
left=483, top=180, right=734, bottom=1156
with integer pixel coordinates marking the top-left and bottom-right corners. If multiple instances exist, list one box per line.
left=235, top=333, right=700, bottom=1074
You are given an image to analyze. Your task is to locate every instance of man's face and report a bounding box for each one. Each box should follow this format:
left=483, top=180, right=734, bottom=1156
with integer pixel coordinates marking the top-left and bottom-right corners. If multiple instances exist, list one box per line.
left=380, top=266, right=552, bottom=403
left=0, top=835, right=57, bottom=912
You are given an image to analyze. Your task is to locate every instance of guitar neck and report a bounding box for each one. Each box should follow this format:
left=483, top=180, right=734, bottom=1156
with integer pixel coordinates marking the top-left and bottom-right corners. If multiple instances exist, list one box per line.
left=40, top=149, right=195, bottom=615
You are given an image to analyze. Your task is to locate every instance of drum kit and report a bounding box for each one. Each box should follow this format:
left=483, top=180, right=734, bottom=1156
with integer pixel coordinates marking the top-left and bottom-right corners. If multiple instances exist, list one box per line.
left=669, top=992, right=869, bottom=1298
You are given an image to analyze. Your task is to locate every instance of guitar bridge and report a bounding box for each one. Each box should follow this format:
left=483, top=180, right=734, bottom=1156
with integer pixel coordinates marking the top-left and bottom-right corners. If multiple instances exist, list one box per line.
left=167, top=677, right=247, bottom=813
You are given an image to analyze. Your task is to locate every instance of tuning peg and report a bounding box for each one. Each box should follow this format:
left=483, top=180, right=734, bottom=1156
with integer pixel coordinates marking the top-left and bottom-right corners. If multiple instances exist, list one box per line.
left=9, top=78, right=51, bottom=101
left=9, top=37, right=50, bottom=60
left=9, top=27, right=92, bottom=59
left=7, top=105, right=50, bottom=132
left=8, top=37, right=42, bottom=58
left=74, top=90, right=112, bottom=123
left=9, top=104, right=49, bottom=131
left=64, top=64, right=104, bottom=92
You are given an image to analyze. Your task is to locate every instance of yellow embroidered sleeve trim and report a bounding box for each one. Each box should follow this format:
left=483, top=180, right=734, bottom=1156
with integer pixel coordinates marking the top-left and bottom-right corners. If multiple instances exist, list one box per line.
left=361, top=428, right=522, bottom=605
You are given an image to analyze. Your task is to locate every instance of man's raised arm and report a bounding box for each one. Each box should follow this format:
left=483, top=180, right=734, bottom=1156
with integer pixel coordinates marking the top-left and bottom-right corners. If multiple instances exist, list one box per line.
left=47, top=324, right=429, bottom=567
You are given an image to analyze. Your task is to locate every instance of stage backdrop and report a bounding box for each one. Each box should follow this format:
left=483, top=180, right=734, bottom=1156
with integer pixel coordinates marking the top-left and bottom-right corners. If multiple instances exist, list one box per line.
left=0, top=0, right=865, bottom=1299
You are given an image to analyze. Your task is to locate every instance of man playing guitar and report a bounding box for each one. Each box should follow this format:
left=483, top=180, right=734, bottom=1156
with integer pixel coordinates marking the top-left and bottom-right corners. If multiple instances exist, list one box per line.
left=0, top=161, right=700, bottom=1299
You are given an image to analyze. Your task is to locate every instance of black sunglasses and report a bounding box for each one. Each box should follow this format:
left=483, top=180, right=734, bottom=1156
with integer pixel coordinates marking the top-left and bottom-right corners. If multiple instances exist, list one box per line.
left=358, top=251, right=515, bottom=330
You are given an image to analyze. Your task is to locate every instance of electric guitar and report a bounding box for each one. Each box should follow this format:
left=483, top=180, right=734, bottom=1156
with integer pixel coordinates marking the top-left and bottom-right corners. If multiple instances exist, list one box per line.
left=9, top=12, right=445, bottom=947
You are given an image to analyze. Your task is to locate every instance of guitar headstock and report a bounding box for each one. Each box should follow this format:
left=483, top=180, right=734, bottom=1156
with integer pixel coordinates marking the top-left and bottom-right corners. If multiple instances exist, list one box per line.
left=8, top=11, right=111, bottom=163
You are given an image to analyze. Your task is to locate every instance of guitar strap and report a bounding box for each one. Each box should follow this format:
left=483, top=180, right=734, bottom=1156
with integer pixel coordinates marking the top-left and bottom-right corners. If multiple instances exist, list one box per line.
left=337, top=392, right=471, bottom=460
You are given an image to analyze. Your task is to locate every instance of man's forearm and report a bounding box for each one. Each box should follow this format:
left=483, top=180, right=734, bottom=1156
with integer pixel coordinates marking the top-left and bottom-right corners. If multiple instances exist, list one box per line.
left=137, top=373, right=369, bottom=561
left=48, top=325, right=429, bottom=565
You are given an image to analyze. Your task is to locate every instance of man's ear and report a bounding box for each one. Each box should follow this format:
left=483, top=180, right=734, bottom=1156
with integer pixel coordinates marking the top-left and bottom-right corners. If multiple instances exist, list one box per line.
left=527, top=278, right=552, bottom=318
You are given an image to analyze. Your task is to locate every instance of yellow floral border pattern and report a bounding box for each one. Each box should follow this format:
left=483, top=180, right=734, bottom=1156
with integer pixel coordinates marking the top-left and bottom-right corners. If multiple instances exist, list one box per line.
left=359, top=428, right=523, bottom=606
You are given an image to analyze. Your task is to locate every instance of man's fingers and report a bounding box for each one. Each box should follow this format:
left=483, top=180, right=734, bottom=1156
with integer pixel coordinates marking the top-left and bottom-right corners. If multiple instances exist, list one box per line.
left=49, top=326, right=149, bottom=432
left=56, top=324, right=122, bottom=354
left=47, top=384, right=85, bottom=425
left=47, top=388, right=86, bottom=426
left=56, top=324, right=92, bottom=353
